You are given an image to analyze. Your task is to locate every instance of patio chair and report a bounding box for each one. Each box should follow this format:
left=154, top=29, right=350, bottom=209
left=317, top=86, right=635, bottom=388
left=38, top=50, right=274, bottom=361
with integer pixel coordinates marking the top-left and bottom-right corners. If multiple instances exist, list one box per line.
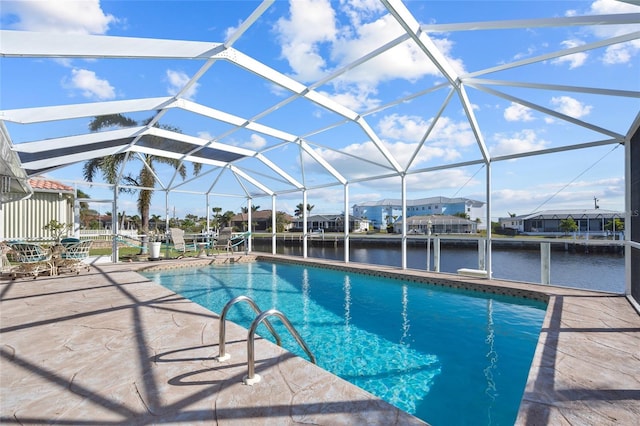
left=8, top=242, right=55, bottom=279
left=56, top=240, right=93, bottom=275
left=169, top=228, right=196, bottom=254
left=212, top=227, right=233, bottom=254
left=1, top=243, right=15, bottom=277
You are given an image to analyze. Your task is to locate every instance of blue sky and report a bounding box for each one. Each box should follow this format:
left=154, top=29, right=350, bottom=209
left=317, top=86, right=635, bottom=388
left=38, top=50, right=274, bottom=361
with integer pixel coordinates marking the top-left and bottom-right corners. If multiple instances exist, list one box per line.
left=1, top=0, right=639, bottom=223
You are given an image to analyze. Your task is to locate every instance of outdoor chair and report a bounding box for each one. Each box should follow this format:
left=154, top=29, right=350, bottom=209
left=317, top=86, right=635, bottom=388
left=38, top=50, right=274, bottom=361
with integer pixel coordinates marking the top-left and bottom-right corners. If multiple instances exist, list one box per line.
left=169, top=228, right=197, bottom=254
left=1, top=243, right=15, bottom=278
left=56, top=240, right=92, bottom=275
left=212, top=227, right=233, bottom=254
left=8, top=242, right=55, bottom=279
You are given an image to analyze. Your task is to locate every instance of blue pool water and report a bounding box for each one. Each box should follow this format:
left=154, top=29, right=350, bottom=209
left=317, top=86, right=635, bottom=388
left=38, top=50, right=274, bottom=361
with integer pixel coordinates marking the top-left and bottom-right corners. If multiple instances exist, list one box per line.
left=142, top=261, right=546, bottom=426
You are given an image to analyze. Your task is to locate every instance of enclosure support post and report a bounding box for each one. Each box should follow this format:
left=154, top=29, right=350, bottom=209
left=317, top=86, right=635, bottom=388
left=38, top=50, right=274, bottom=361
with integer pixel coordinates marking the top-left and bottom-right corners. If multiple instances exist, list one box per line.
left=434, top=237, right=441, bottom=272
left=344, top=183, right=350, bottom=263
left=302, top=190, right=308, bottom=258
left=247, top=198, right=252, bottom=253
left=112, top=184, right=119, bottom=263
left=541, top=242, right=551, bottom=285
left=478, top=239, right=486, bottom=270
left=401, top=174, right=407, bottom=269
left=271, top=195, right=277, bottom=255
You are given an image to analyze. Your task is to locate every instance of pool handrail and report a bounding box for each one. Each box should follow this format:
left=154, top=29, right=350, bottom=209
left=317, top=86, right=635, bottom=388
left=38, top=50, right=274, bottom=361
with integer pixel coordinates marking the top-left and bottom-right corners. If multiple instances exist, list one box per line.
left=217, top=295, right=282, bottom=361
left=244, top=308, right=316, bottom=385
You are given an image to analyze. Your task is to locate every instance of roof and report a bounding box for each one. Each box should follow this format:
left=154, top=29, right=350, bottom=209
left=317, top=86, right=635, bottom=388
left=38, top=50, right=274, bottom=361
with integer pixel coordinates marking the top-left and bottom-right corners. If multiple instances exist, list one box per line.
left=232, top=210, right=293, bottom=221
left=28, top=178, right=74, bottom=193
left=400, top=214, right=476, bottom=225
left=0, top=1, right=638, bottom=213
left=522, top=209, right=624, bottom=220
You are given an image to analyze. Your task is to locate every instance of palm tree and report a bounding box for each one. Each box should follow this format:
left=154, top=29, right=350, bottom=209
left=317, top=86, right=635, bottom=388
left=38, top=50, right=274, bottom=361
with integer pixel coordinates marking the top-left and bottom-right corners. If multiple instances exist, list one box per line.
left=239, top=206, right=259, bottom=232
left=83, top=114, right=200, bottom=250
left=268, top=211, right=291, bottom=232
left=294, top=203, right=314, bottom=217
left=241, top=205, right=260, bottom=213
left=220, top=210, right=235, bottom=228
left=76, top=189, right=92, bottom=229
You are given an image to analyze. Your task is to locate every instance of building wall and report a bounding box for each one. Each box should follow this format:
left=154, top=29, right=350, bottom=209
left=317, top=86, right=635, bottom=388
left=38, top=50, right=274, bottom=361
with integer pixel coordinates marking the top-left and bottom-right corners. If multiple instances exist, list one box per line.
left=1, top=191, right=74, bottom=241
left=353, top=198, right=484, bottom=230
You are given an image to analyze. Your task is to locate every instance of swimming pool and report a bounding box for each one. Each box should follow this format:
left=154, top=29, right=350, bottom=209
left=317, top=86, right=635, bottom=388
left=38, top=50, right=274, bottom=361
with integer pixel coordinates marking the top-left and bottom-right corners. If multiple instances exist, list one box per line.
left=142, top=261, right=546, bottom=426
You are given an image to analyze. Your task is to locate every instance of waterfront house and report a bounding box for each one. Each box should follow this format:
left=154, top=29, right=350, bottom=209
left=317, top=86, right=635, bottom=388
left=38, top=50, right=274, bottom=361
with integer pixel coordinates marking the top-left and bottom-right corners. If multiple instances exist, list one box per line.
left=353, top=197, right=485, bottom=231
left=291, top=214, right=370, bottom=233
left=499, top=209, right=624, bottom=237
left=393, top=214, right=478, bottom=234
left=231, top=210, right=294, bottom=232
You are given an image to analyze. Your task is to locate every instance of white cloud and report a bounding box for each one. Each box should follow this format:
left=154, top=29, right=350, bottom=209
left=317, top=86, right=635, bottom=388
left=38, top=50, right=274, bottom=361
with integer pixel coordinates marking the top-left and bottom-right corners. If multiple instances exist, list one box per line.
left=586, top=0, right=640, bottom=65
left=166, top=70, right=199, bottom=100
left=245, top=134, right=267, bottom=150
left=302, top=114, right=476, bottom=178
left=601, top=42, right=635, bottom=65
left=65, top=68, right=115, bottom=100
left=197, top=131, right=213, bottom=140
left=504, top=103, right=535, bottom=122
left=490, top=129, right=549, bottom=157
left=2, top=0, right=116, bottom=34
left=318, top=85, right=381, bottom=111
left=378, top=114, right=475, bottom=148
left=550, top=96, right=592, bottom=118
left=352, top=168, right=477, bottom=194
left=551, top=39, right=588, bottom=69
left=274, top=0, right=465, bottom=110
left=275, top=0, right=338, bottom=82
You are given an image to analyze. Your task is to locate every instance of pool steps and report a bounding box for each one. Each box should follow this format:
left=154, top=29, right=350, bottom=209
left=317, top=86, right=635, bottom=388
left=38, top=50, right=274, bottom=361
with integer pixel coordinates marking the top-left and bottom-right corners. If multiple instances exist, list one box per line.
left=216, top=295, right=316, bottom=386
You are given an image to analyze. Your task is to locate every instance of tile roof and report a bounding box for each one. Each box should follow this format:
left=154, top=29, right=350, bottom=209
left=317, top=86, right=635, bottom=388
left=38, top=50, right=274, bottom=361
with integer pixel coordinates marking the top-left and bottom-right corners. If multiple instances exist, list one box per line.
left=28, top=178, right=74, bottom=193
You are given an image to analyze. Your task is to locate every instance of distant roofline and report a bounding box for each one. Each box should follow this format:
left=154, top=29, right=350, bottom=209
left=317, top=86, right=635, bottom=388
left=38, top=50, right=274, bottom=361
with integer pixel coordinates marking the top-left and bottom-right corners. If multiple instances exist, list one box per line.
left=503, top=209, right=624, bottom=221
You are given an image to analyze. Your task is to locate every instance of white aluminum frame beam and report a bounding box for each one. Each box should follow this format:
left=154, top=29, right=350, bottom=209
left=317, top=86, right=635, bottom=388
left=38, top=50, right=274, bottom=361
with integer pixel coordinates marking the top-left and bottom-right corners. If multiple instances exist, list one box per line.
left=421, top=13, right=640, bottom=33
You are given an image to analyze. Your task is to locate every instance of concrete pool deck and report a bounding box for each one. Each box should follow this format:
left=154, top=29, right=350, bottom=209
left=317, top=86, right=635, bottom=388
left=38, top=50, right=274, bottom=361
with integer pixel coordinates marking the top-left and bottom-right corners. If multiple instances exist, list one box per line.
left=1, top=254, right=639, bottom=425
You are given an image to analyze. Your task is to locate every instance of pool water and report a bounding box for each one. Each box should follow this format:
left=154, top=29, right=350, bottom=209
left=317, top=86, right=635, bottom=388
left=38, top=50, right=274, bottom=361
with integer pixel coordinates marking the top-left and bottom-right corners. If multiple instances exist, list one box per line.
left=142, top=261, right=546, bottom=426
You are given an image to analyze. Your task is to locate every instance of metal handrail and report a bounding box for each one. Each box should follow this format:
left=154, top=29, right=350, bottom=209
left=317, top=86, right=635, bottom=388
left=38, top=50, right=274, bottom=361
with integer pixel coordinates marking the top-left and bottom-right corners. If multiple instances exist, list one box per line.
left=245, top=308, right=316, bottom=385
left=217, top=295, right=281, bottom=361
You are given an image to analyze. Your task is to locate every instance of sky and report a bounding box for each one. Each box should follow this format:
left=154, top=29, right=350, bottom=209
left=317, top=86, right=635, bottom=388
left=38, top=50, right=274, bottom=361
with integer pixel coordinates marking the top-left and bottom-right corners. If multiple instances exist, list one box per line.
left=1, top=0, right=639, bottom=223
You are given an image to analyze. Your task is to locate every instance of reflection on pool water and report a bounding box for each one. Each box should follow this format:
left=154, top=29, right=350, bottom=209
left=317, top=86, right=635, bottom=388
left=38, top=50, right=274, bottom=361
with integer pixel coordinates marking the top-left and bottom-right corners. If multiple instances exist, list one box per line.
left=142, top=261, right=546, bottom=426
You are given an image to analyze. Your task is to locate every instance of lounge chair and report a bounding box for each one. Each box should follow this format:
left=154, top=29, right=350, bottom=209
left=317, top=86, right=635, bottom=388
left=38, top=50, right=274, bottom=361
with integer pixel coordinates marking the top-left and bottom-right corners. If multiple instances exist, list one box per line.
left=8, top=242, right=55, bottom=279
left=169, top=228, right=196, bottom=254
left=56, top=239, right=92, bottom=275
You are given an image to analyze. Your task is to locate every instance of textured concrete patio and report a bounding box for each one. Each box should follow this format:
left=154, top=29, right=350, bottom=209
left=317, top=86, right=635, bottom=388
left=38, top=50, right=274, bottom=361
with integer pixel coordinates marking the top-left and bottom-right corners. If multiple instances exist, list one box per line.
left=1, top=255, right=639, bottom=425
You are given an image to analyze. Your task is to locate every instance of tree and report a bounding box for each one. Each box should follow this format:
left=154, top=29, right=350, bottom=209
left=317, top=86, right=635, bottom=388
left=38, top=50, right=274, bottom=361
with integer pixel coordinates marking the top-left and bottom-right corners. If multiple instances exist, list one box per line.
left=559, top=218, right=578, bottom=235
left=604, top=218, right=624, bottom=232
left=268, top=211, right=291, bottom=232
left=241, top=205, right=260, bottom=213
left=295, top=203, right=314, bottom=217
left=83, top=114, right=200, bottom=251
left=219, top=210, right=235, bottom=228
left=76, top=189, right=92, bottom=229
left=211, top=207, right=223, bottom=231
left=453, top=212, right=470, bottom=220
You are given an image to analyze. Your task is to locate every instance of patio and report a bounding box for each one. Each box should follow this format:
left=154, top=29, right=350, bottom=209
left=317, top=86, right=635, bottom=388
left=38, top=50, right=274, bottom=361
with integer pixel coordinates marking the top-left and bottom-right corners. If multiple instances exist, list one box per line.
left=1, top=256, right=638, bottom=425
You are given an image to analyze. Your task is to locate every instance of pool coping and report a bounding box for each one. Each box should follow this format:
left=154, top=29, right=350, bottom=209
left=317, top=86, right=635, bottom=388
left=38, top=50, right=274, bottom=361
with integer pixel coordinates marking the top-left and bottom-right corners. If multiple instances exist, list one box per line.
left=2, top=254, right=638, bottom=425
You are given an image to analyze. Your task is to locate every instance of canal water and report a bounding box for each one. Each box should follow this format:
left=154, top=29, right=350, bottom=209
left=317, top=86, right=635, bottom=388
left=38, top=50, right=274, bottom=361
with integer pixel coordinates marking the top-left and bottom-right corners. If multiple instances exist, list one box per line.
left=250, top=240, right=625, bottom=294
